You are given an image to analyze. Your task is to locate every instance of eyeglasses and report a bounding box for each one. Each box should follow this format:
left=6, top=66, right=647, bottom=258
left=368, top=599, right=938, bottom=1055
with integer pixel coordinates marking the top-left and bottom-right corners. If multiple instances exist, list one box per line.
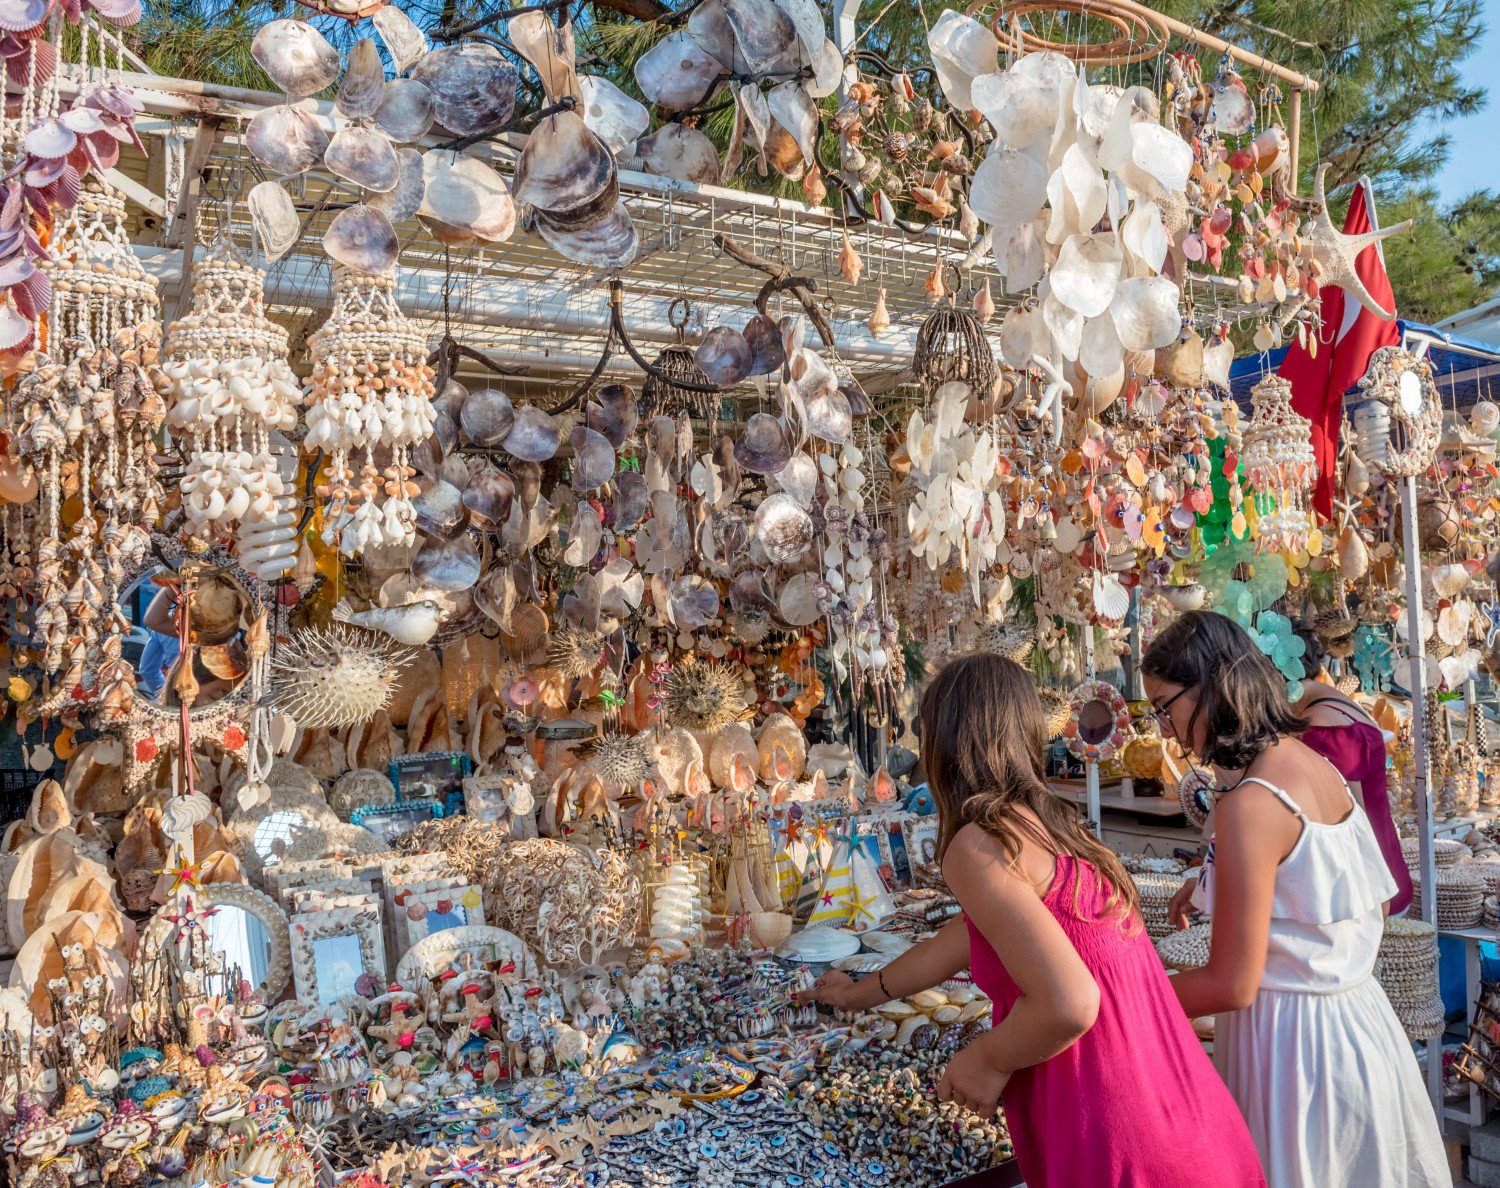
left=1150, top=687, right=1190, bottom=734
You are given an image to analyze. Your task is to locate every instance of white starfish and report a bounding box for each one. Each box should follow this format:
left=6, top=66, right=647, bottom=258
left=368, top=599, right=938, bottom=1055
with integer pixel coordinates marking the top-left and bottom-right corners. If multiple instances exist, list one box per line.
left=1303, top=165, right=1412, bottom=321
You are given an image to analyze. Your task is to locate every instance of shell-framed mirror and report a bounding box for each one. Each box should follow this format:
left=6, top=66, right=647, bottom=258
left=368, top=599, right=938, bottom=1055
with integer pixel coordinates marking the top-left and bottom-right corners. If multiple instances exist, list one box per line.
left=140, top=882, right=292, bottom=1005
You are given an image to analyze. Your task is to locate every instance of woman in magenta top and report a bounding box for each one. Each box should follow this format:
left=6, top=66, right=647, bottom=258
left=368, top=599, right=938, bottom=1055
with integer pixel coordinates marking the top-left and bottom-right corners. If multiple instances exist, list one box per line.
left=799, top=654, right=1264, bottom=1188
left=1291, top=627, right=1411, bottom=914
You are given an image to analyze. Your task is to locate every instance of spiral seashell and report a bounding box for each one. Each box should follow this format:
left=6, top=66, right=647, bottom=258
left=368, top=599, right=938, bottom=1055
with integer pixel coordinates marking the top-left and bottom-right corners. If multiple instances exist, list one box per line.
left=160, top=790, right=214, bottom=838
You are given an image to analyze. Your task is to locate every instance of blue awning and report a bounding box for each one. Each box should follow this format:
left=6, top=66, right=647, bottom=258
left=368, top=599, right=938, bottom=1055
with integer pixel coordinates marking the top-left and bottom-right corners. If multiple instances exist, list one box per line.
left=1228, top=321, right=1500, bottom=409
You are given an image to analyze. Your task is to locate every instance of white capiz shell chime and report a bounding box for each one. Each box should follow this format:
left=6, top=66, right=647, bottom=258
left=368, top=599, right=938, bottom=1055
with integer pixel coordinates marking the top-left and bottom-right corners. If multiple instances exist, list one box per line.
left=162, top=240, right=303, bottom=572
left=1241, top=373, right=1317, bottom=554
left=303, top=264, right=436, bottom=558
left=648, top=862, right=704, bottom=962
left=941, top=27, right=1190, bottom=374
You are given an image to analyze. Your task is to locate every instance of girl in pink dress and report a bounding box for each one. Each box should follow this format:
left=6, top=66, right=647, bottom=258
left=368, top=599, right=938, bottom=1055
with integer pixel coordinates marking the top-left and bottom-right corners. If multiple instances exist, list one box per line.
left=799, top=654, right=1265, bottom=1187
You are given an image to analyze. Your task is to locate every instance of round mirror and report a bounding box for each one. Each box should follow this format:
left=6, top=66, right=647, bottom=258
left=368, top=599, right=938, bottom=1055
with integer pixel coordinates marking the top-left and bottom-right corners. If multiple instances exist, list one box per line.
left=180, top=884, right=290, bottom=1002
left=120, top=564, right=253, bottom=710
left=1397, top=369, right=1424, bottom=415
left=252, top=809, right=318, bottom=863
left=1077, top=699, right=1116, bottom=746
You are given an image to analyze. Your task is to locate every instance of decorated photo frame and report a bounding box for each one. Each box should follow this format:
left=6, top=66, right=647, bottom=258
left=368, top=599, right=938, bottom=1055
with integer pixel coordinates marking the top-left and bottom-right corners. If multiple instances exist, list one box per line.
left=389, top=751, right=472, bottom=815
left=290, top=906, right=387, bottom=1002
left=398, top=884, right=485, bottom=949
left=906, top=817, right=940, bottom=871
left=1063, top=680, right=1130, bottom=764
left=394, top=924, right=537, bottom=988
left=272, top=860, right=356, bottom=904
left=351, top=798, right=443, bottom=845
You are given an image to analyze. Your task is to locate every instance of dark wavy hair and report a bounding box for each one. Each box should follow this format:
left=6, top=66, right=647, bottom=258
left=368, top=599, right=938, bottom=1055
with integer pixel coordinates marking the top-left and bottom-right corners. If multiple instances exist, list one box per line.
left=1141, top=611, right=1305, bottom=769
left=919, top=653, right=1139, bottom=923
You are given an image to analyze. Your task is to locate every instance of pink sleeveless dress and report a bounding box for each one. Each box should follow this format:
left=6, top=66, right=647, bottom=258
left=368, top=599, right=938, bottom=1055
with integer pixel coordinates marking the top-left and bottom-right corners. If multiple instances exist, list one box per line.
left=965, top=854, right=1265, bottom=1188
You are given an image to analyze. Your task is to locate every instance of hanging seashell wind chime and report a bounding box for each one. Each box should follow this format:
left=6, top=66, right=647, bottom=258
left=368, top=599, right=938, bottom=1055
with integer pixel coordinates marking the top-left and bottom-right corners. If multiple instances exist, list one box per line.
left=8, top=182, right=165, bottom=717
left=1241, top=373, right=1317, bottom=556
left=162, top=238, right=304, bottom=578
left=304, top=264, right=436, bottom=558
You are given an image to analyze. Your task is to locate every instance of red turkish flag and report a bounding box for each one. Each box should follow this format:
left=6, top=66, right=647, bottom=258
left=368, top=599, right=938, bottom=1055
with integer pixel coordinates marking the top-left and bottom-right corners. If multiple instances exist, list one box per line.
left=1277, top=177, right=1400, bottom=521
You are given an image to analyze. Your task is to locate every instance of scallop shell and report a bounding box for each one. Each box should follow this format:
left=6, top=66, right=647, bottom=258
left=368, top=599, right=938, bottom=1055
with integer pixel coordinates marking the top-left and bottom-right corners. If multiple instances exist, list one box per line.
left=1211, top=83, right=1254, bottom=134
left=754, top=493, right=813, bottom=563
left=513, top=111, right=614, bottom=215
left=734, top=412, right=793, bottom=475
left=412, top=532, right=483, bottom=592
left=563, top=503, right=603, bottom=567
left=503, top=406, right=561, bottom=463
left=534, top=200, right=638, bottom=270
left=635, top=123, right=721, bottom=187
left=248, top=180, right=300, bottom=263
left=586, top=383, right=637, bottom=448
left=1112, top=276, right=1180, bottom=352
left=323, top=203, right=398, bottom=273
left=246, top=104, right=327, bottom=177
left=570, top=425, right=616, bottom=491
left=458, top=386, right=516, bottom=447
left=694, top=326, right=754, bottom=387
left=723, top=0, right=799, bottom=72
left=669, top=575, right=720, bottom=629
left=367, top=146, right=426, bottom=222
left=633, top=28, right=725, bottom=112
left=969, top=148, right=1048, bottom=229
left=767, top=79, right=817, bottom=166
left=376, top=78, right=435, bottom=142
left=804, top=386, right=851, bottom=444
left=772, top=452, right=817, bottom=506
left=374, top=5, right=427, bottom=74
left=0, top=0, right=48, bottom=33
left=578, top=75, right=649, bottom=157
left=742, top=313, right=786, bottom=375
left=252, top=19, right=341, bottom=98
left=508, top=9, right=580, bottom=105
left=410, top=41, right=519, bottom=137
left=324, top=124, right=400, bottom=193
left=419, top=150, right=516, bottom=243
left=412, top=476, right=469, bottom=541
left=1051, top=233, right=1122, bottom=318
left=612, top=470, right=649, bottom=531
left=337, top=38, right=387, bottom=120
left=461, top=464, right=516, bottom=531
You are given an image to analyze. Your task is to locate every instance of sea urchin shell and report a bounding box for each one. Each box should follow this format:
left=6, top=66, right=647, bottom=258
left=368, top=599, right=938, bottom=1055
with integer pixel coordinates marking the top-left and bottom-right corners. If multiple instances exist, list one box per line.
left=268, top=625, right=414, bottom=729
left=662, top=658, right=753, bottom=732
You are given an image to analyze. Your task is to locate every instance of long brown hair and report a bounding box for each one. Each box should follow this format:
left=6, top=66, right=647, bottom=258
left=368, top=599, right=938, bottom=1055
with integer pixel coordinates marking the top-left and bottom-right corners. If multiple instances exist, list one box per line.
left=919, top=653, right=1139, bottom=923
left=1141, top=610, right=1305, bottom=770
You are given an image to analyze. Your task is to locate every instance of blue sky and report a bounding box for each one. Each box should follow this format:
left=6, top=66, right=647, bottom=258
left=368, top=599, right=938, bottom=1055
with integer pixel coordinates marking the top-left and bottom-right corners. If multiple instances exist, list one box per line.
left=1433, top=0, right=1496, bottom=203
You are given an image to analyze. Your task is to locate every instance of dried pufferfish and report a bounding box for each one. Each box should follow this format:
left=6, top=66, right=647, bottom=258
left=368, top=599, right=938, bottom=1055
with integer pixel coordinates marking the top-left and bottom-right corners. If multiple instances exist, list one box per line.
left=268, top=625, right=415, bottom=729
left=662, top=658, right=754, bottom=732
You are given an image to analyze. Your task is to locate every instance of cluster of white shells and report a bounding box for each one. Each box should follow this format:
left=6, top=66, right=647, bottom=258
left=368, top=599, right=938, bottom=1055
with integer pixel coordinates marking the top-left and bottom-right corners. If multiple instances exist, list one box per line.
left=163, top=356, right=301, bottom=435
left=303, top=371, right=437, bottom=453
left=180, top=448, right=291, bottom=528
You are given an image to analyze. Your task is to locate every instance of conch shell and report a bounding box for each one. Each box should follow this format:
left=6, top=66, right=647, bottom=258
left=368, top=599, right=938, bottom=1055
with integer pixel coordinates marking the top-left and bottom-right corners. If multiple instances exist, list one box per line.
left=838, top=231, right=862, bottom=286
left=866, top=288, right=890, bottom=338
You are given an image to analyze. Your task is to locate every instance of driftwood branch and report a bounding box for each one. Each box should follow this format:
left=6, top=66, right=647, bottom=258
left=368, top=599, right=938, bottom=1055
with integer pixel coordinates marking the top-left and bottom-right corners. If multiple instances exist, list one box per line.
left=712, top=232, right=836, bottom=347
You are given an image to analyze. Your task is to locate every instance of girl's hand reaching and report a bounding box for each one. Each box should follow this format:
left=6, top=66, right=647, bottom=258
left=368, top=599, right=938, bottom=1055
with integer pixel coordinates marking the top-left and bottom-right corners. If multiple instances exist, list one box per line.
left=794, top=970, right=883, bottom=1012
left=937, top=1040, right=1011, bottom=1117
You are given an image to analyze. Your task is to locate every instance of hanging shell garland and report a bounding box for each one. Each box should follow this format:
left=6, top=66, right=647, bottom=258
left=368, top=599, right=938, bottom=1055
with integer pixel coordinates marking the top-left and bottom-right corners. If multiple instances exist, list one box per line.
left=303, top=265, right=436, bottom=558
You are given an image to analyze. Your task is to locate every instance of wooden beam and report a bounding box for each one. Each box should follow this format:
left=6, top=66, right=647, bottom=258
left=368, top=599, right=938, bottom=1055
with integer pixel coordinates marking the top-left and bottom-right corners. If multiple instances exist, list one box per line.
left=165, top=116, right=223, bottom=320
left=102, top=167, right=168, bottom=219
left=1104, top=0, right=1319, bottom=92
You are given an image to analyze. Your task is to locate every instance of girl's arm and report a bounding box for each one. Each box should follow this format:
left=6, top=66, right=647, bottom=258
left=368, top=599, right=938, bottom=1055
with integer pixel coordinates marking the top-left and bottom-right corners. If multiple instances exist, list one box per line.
left=940, top=825, right=1101, bottom=1076
left=797, top=915, right=970, bottom=1012
left=1171, top=784, right=1293, bottom=1017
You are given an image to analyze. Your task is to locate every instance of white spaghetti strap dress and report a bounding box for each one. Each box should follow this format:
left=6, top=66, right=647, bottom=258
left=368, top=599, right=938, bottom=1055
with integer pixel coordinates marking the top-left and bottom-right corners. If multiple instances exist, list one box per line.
left=1191, top=772, right=1450, bottom=1188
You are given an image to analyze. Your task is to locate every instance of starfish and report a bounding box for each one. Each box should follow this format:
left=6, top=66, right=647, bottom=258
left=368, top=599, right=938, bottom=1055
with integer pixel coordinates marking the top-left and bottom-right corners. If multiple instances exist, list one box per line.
left=845, top=886, right=883, bottom=927
left=1480, top=599, right=1500, bottom=648
left=1301, top=164, right=1412, bottom=321
left=156, top=852, right=204, bottom=894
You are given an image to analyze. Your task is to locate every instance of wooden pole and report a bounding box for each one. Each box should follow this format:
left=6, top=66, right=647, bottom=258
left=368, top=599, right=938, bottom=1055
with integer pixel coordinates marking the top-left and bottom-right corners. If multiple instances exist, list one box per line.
left=1287, top=88, right=1304, bottom=197
left=1103, top=0, right=1319, bottom=92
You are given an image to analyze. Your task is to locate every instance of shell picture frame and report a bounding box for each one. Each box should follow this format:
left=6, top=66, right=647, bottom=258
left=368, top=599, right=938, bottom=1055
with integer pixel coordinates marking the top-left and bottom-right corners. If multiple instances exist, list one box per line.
left=289, top=905, right=388, bottom=1003
left=394, top=923, right=537, bottom=988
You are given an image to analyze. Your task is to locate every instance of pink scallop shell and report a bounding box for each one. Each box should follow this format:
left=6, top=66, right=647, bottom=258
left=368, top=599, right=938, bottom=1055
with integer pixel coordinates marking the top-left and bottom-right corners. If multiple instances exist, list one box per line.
left=23, top=118, right=74, bottom=160
left=0, top=0, right=49, bottom=34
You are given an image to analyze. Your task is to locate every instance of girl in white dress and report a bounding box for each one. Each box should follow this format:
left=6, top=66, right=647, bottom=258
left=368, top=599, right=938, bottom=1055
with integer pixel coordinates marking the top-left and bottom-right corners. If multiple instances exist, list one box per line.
left=1143, top=611, right=1449, bottom=1188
